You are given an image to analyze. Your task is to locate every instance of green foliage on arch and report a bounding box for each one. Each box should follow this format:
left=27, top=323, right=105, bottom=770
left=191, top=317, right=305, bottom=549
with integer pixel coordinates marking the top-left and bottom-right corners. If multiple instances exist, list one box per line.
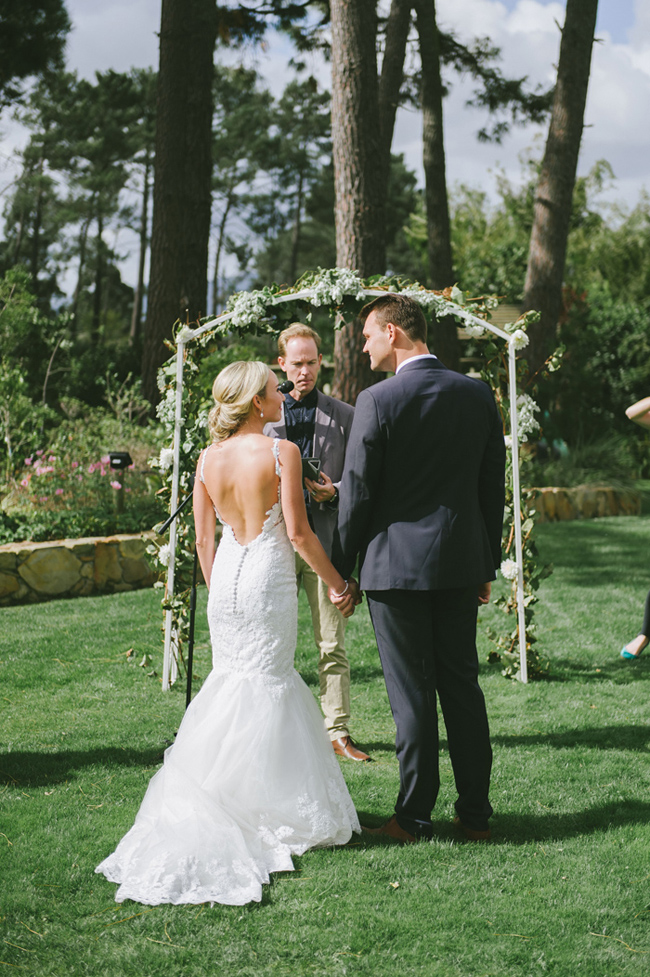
left=150, top=268, right=552, bottom=681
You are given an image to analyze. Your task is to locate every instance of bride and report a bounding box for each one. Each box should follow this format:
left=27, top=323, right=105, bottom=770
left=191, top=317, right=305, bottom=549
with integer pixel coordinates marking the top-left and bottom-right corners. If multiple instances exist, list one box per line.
left=96, top=361, right=360, bottom=906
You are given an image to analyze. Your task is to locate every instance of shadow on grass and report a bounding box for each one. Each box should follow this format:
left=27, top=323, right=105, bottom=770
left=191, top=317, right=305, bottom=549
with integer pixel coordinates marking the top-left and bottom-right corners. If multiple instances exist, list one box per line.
left=487, top=799, right=650, bottom=844
left=353, top=740, right=395, bottom=754
left=356, top=798, right=650, bottom=845
left=492, top=722, right=650, bottom=752
left=0, top=745, right=167, bottom=787
left=536, top=520, right=649, bottom=583
left=521, top=657, right=650, bottom=684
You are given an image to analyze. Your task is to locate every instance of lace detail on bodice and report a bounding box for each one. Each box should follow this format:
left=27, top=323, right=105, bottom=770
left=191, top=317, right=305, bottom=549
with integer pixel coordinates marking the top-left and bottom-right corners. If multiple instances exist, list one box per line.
left=206, top=437, right=294, bottom=688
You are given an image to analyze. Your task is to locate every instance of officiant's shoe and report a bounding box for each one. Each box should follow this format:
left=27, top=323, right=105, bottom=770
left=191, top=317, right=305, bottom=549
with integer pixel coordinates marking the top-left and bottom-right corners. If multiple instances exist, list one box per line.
left=363, top=816, right=417, bottom=844
left=453, top=816, right=491, bottom=842
left=332, top=736, right=370, bottom=762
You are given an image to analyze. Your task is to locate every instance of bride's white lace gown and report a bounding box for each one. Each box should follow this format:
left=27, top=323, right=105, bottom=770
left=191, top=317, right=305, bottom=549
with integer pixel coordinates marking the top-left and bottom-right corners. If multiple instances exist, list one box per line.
left=96, top=440, right=359, bottom=906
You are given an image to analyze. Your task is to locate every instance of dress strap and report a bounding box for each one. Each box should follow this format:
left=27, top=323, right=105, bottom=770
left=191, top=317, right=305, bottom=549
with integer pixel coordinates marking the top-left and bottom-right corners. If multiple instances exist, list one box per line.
left=272, top=438, right=281, bottom=477
left=199, top=444, right=212, bottom=484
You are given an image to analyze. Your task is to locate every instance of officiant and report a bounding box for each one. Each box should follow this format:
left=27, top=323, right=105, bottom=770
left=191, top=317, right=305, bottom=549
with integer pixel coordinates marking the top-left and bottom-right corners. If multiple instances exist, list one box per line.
left=265, top=323, right=370, bottom=762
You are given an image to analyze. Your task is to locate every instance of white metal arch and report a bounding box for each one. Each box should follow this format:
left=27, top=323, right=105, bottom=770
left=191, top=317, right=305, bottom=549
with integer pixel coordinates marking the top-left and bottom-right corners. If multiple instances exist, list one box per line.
left=161, top=287, right=528, bottom=687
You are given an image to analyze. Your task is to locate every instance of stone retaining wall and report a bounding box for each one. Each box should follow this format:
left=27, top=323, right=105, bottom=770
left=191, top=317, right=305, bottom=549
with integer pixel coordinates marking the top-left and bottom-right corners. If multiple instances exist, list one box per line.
left=0, top=487, right=640, bottom=606
left=0, top=533, right=159, bottom=607
left=529, top=486, right=641, bottom=523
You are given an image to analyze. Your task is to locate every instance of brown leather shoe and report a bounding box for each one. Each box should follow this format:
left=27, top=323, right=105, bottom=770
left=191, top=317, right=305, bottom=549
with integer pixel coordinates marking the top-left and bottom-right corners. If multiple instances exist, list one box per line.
left=363, top=815, right=417, bottom=844
left=453, top=815, right=491, bottom=841
left=332, top=736, right=370, bottom=762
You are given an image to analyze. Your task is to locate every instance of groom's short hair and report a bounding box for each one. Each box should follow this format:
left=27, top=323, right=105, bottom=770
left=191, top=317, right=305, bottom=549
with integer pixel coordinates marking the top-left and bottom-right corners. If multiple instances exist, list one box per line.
left=278, top=322, right=321, bottom=357
left=359, top=294, right=428, bottom=344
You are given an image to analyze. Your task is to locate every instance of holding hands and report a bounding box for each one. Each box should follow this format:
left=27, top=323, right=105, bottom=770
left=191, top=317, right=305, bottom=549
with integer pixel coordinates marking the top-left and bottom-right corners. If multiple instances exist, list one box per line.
left=329, top=577, right=362, bottom=618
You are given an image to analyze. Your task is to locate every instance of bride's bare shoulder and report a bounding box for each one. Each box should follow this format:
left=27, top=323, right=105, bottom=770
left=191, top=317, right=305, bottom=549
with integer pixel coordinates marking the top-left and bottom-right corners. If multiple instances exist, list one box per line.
left=276, top=439, right=300, bottom=462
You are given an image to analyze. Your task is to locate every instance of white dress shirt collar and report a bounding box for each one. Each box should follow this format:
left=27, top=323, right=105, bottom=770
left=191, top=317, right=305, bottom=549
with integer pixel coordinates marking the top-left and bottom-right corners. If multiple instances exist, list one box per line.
left=395, top=353, right=437, bottom=374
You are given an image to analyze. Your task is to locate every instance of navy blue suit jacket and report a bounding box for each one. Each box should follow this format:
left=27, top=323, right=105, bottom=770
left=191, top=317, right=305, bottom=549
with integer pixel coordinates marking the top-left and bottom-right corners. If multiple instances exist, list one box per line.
left=331, top=358, right=506, bottom=591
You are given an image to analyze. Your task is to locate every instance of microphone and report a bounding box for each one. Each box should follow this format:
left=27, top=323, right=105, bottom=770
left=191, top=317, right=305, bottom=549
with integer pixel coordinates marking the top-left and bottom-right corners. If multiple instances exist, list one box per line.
left=278, top=379, right=294, bottom=394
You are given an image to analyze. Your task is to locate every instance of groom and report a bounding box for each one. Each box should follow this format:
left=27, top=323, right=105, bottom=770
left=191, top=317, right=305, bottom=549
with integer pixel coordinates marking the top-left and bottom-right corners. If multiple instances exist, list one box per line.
left=330, top=294, right=505, bottom=842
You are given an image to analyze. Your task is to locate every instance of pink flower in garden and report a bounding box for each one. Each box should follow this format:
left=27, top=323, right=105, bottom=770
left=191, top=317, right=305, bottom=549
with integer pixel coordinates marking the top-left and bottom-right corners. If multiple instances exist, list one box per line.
left=55, top=488, right=64, bottom=496
left=39, top=496, right=48, bottom=502
left=48, top=455, right=56, bottom=462
left=110, top=480, right=122, bottom=490
left=71, top=461, right=79, bottom=469
left=77, top=474, right=83, bottom=482
left=88, top=464, right=95, bottom=473
left=20, top=478, right=30, bottom=488
left=25, top=457, right=32, bottom=466
left=101, top=455, right=110, bottom=465
left=125, top=487, right=131, bottom=493
left=35, top=449, right=43, bottom=456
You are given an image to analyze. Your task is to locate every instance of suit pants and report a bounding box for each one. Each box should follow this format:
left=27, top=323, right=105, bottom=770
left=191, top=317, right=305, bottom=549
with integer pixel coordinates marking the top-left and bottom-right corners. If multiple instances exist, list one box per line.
left=295, top=552, right=351, bottom=740
left=366, top=586, right=493, bottom=837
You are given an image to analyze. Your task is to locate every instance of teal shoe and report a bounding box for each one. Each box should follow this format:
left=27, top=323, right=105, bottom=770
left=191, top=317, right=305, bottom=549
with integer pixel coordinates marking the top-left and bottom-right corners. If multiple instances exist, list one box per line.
left=620, top=646, right=642, bottom=660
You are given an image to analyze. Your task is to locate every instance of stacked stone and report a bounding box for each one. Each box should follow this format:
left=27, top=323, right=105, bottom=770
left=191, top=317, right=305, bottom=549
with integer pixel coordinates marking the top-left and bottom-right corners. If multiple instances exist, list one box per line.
left=0, top=534, right=159, bottom=607
left=528, top=486, right=641, bottom=523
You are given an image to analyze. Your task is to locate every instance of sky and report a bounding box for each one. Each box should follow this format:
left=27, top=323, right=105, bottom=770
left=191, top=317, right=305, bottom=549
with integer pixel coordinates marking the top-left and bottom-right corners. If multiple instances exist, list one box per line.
left=1, top=0, right=648, bottom=290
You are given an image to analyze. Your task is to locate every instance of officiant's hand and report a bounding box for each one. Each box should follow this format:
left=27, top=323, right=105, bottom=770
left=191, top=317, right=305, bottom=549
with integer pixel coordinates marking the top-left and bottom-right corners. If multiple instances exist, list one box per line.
left=305, top=471, right=336, bottom=503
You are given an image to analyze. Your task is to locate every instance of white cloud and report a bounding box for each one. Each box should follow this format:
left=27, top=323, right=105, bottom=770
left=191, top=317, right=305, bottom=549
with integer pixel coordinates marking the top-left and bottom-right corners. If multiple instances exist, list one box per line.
left=65, top=0, right=160, bottom=78
left=415, top=0, right=650, bottom=211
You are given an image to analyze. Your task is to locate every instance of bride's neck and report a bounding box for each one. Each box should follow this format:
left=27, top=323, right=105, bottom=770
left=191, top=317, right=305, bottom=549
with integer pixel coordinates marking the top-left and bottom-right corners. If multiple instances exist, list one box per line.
left=232, top=416, right=264, bottom=439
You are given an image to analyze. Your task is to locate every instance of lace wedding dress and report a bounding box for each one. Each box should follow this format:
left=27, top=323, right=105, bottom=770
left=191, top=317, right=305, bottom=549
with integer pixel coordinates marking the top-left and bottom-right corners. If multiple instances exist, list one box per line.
left=96, top=439, right=359, bottom=906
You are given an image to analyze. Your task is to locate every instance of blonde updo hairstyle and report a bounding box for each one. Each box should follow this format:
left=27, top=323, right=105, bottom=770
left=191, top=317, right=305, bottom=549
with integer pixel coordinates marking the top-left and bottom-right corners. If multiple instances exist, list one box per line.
left=208, top=360, right=270, bottom=442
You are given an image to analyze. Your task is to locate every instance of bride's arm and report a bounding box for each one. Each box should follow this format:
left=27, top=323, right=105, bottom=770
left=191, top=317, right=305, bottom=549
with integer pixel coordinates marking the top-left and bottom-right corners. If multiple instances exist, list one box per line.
left=193, top=455, right=217, bottom=589
left=279, top=440, right=351, bottom=601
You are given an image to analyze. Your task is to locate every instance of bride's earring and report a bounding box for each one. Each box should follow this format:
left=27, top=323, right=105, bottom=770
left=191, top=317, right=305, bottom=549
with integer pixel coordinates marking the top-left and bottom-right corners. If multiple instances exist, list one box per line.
left=260, top=410, right=264, bottom=418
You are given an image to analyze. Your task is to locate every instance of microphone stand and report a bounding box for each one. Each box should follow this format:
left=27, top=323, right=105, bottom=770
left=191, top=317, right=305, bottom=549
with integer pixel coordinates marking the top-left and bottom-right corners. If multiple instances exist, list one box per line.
left=159, top=475, right=199, bottom=709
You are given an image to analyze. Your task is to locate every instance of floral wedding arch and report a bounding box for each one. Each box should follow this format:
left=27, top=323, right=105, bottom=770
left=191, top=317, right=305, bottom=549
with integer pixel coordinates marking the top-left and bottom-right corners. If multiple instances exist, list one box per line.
left=153, top=269, right=539, bottom=688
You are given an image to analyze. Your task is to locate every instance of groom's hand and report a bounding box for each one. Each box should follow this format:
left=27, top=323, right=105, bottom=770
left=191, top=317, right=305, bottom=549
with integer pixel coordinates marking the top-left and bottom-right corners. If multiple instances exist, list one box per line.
left=348, top=577, right=362, bottom=605
left=478, top=582, right=492, bottom=605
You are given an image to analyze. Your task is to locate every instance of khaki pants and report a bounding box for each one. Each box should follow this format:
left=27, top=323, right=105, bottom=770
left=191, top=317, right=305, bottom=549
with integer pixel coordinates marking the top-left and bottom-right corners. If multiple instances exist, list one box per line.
left=295, top=551, right=351, bottom=740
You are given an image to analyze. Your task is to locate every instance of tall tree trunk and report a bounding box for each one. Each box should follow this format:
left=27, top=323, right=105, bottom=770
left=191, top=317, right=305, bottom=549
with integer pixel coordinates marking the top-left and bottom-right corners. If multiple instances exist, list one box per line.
left=142, top=0, right=217, bottom=404
left=288, top=167, right=304, bottom=284
left=522, top=0, right=599, bottom=374
left=91, top=210, right=104, bottom=341
left=30, top=152, right=45, bottom=295
left=129, top=149, right=151, bottom=346
left=211, top=189, right=233, bottom=316
left=377, top=0, right=412, bottom=202
left=330, top=0, right=387, bottom=404
left=13, top=202, right=25, bottom=263
left=70, top=213, right=91, bottom=339
left=415, top=0, right=459, bottom=371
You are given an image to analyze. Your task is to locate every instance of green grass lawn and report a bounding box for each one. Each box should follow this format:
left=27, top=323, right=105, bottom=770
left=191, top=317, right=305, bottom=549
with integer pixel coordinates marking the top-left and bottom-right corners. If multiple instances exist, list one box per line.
left=1, top=516, right=649, bottom=976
